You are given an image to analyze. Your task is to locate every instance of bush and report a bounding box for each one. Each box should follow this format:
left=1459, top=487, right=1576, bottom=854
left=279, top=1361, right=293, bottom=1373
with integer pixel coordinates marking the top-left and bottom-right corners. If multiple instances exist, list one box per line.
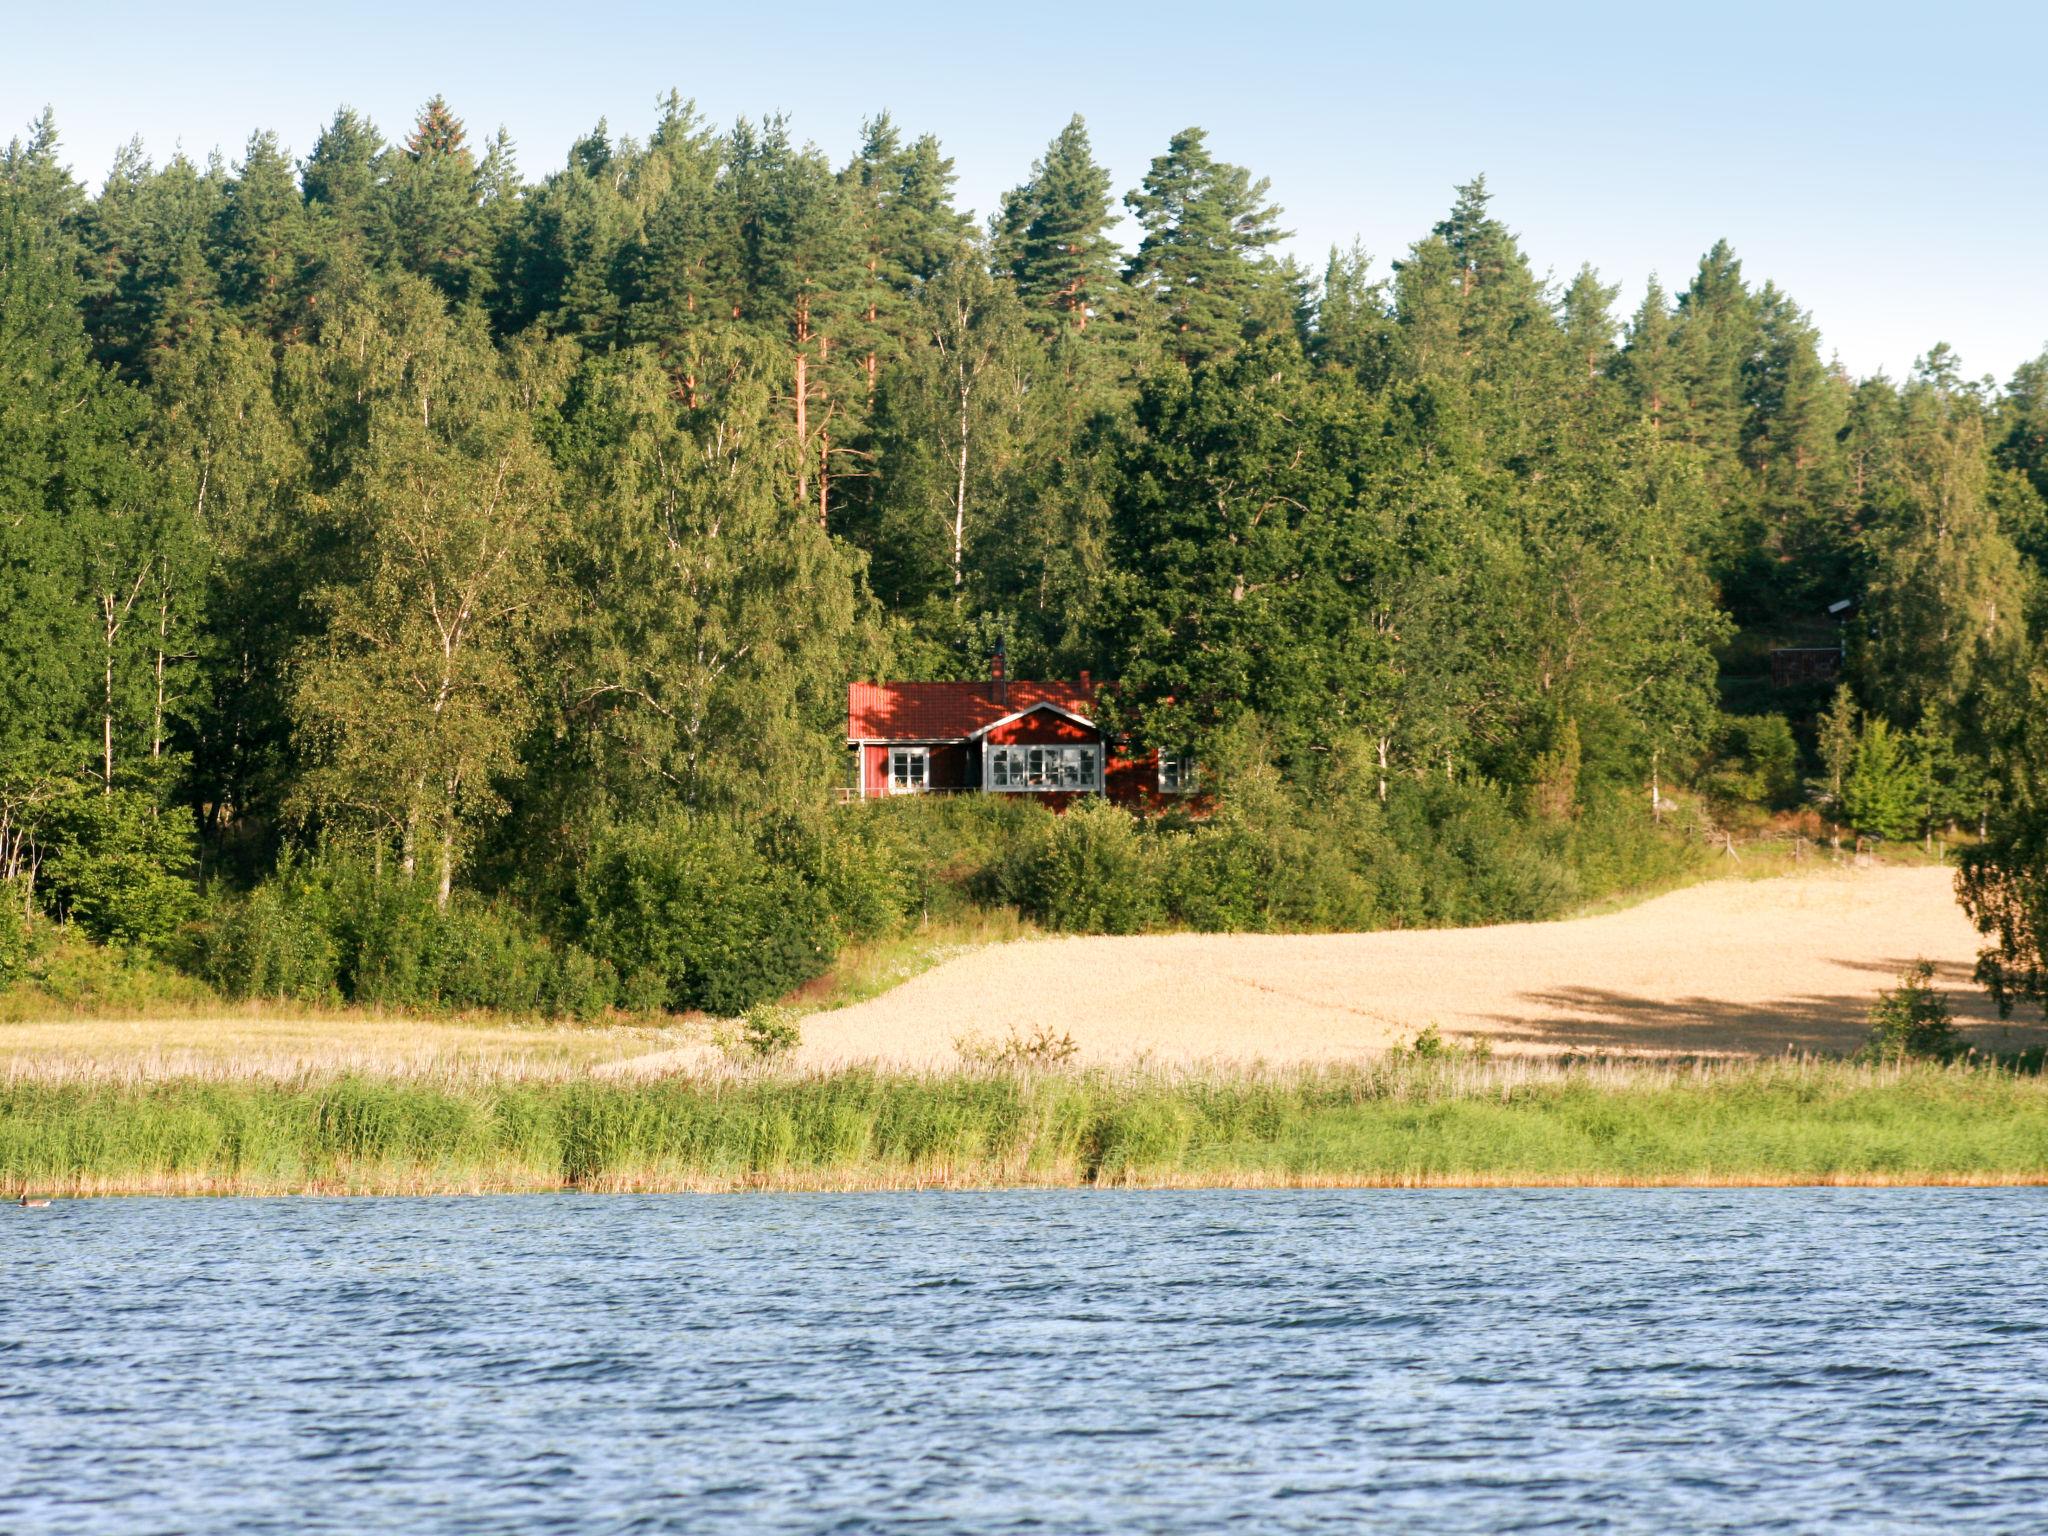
left=1159, top=824, right=1270, bottom=932
left=576, top=819, right=837, bottom=1015
left=1861, top=960, right=1963, bottom=1063
left=1013, top=800, right=1161, bottom=934
left=39, top=788, right=199, bottom=949
left=207, top=849, right=616, bottom=1018
left=762, top=816, right=910, bottom=941
left=738, top=1003, right=803, bottom=1061
left=858, top=794, right=1047, bottom=922
left=202, top=854, right=342, bottom=1004
left=1704, top=713, right=1802, bottom=815
left=1386, top=779, right=1578, bottom=926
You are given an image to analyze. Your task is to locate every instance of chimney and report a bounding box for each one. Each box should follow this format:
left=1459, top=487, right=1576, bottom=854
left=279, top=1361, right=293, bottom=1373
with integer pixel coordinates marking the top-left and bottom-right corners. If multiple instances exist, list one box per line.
left=1079, top=669, right=1092, bottom=696
left=992, top=634, right=1008, bottom=706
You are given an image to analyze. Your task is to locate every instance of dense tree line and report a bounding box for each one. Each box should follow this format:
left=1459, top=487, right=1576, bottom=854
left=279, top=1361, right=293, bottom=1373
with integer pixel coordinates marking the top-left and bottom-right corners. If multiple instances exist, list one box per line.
left=2, top=97, right=2044, bottom=1013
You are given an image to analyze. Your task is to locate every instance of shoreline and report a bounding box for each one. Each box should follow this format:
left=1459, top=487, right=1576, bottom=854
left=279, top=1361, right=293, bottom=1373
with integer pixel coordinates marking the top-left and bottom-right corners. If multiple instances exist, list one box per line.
left=8, top=1058, right=2046, bottom=1199
left=22, top=1171, right=2048, bottom=1199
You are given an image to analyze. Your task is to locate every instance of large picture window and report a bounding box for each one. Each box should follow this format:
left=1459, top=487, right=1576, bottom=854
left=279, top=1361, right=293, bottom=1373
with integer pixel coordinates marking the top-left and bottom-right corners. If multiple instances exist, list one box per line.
left=987, top=744, right=1100, bottom=792
left=888, top=747, right=929, bottom=794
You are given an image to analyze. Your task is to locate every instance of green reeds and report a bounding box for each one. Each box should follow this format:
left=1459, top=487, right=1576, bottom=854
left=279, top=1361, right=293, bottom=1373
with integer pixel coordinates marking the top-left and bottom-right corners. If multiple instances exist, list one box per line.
left=4, top=1056, right=2046, bottom=1196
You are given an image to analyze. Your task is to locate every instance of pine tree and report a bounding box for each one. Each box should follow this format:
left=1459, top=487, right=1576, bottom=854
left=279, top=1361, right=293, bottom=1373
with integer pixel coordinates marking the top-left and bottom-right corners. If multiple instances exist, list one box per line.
left=993, top=116, right=1121, bottom=337
left=0, top=107, right=84, bottom=232
left=1615, top=276, right=1678, bottom=431
left=1559, top=264, right=1619, bottom=383
left=1124, top=127, right=1294, bottom=365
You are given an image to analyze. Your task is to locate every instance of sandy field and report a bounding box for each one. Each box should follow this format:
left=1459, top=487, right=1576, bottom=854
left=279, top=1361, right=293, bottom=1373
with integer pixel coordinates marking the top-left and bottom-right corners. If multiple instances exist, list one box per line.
left=757, top=864, right=2044, bottom=1071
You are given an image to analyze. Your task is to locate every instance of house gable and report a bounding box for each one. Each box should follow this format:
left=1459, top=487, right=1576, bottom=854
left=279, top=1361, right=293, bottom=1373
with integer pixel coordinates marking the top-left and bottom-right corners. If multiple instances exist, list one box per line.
left=973, top=701, right=1100, bottom=745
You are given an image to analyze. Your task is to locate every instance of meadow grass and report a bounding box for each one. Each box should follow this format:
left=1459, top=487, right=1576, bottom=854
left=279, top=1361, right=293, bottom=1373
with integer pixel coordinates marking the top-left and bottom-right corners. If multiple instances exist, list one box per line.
left=5, top=1055, right=2045, bottom=1196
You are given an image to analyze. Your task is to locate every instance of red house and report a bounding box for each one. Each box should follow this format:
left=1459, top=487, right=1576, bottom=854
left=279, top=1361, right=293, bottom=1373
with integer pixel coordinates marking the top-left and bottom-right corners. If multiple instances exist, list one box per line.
left=845, top=662, right=1193, bottom=806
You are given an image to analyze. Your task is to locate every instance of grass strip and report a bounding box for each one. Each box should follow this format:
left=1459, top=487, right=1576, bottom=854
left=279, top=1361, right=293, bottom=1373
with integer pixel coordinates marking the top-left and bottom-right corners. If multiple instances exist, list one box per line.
left=4, top=1057, right=2047, bottom=1196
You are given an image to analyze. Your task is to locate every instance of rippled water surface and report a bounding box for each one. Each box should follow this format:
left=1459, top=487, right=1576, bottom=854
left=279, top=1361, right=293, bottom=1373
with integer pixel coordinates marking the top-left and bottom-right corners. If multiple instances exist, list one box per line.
left=4, top=1190, right=2046, bottom=1533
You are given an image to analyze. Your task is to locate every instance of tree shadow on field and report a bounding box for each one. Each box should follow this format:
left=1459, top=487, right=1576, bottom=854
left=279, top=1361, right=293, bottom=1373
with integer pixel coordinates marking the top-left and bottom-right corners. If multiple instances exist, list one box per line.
left=1484, top=970, right=2047, bottom=1057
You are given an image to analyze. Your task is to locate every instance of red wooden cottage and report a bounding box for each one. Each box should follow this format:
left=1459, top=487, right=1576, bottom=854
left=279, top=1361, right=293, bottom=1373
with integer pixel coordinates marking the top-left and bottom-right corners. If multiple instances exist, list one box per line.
left=846, top=660, right=1192, bottom=807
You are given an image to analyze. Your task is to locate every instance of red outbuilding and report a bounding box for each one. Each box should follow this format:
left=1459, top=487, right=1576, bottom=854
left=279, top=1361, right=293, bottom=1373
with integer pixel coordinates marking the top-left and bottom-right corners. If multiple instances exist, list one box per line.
left=845, top=657, right=1193, bottom=807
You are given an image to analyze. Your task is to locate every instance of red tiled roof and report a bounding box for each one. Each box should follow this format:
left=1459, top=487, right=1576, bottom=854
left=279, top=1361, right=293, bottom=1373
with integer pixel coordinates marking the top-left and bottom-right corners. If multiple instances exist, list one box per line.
left=847, top=680, right=1099, bottom=741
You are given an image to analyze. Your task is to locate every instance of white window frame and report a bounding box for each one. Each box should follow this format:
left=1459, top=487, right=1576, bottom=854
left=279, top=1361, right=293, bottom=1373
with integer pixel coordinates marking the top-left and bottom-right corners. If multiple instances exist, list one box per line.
left=888, top=747, right=930, bottom=795
left=984, top=743, right=1101, bottom=793
left=1158, top=755, right=1195, bottom=794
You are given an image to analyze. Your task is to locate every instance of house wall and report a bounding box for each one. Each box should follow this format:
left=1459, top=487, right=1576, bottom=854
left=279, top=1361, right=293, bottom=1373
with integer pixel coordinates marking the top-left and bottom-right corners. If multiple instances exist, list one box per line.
left=858, top=742, right=973, bottom=797
left=857, top=722, right=1196, bottom=811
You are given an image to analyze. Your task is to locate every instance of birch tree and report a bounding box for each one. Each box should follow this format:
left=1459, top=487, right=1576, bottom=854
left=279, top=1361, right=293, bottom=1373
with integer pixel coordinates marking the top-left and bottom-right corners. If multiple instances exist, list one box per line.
left=290, top=277, right=562, bottom=906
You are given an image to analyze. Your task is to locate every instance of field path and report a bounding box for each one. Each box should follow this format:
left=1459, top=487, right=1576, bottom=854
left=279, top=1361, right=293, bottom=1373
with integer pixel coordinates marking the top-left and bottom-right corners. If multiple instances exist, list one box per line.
left=750, top=865, right=2043, bottom=1070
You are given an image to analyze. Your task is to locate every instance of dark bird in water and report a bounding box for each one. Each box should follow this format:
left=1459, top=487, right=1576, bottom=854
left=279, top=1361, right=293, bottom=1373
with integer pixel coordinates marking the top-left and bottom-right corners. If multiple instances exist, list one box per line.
left=16, top=1195, right=50, bottom=1209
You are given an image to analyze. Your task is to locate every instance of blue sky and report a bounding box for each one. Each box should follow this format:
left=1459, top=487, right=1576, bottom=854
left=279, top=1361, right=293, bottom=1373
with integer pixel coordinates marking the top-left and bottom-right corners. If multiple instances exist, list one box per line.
left=6, top=0, right=2044, bottom=382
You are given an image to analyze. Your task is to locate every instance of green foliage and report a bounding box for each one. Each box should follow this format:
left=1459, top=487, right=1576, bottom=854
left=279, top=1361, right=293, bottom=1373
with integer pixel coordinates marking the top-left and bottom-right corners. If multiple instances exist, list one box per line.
left=1860, top=961, right=1963, bottom=1063
left=738, top=1003, right=803, bottom=1061
left=206, top=849, right=615, bottom=1018
left=1703, top=713, right=1801, bottom=814
left=1011, top=800, right=1162, bottom=935
left=575, top=819, right=837, bottom=1015
left=3, top=97, right=2036, bottom=1004
left=1956, top=654, right=2048, bottom=1016
left=40, top=788, right=199, bottom=948
left=0, top=898, right=29, bottom=990
left=1842, top=718, right=1922, bottom=841
left=8, top=1060, right=2048, bottom=1195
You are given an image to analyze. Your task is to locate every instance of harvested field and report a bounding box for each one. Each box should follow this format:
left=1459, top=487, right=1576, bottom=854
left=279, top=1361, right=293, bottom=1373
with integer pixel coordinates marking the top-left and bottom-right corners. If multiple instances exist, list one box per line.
left=752, top=865, right=2044, bottom=1071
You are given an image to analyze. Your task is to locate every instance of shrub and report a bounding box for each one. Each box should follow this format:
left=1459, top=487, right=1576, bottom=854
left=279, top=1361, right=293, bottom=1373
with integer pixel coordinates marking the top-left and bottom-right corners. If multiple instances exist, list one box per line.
left=1704, top=713, right=1802, bottom=815
left=1159, top=824, right=1270, bottom=932
left=207, top=849, right=615, bottom=1018
left=1388, top=779, right=1577, bottom=926
left=763, top=816, right=910, bottom=941
left=202, top=854, right=341, bottom=1004
left=39, top=788, right=199, bottom=949
left=1015, top=800, right=1161, bottom=934
left=1861, top=960, right=1963, bottom=1063
left=576, top=819, right=837, bottom=1015
left=738, top=1003, right=803, bottom=1061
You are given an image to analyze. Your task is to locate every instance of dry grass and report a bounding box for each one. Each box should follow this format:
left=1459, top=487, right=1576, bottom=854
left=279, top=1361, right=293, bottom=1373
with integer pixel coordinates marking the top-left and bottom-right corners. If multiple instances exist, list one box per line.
left=0, top=1006, right=699, bottom=1084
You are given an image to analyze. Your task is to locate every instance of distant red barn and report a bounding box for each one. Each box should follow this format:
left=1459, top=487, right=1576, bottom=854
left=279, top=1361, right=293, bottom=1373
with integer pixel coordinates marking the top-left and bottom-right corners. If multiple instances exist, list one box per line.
left=845, top=665, right=1192, bottom=807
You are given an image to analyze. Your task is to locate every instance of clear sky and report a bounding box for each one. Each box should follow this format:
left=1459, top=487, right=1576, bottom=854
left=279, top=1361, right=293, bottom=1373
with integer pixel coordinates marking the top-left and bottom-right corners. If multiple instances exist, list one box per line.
left=6, top=0, right=2043, bottom=384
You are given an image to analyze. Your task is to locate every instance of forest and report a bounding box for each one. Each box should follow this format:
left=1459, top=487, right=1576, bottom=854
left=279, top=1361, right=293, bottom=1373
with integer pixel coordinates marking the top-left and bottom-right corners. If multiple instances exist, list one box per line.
left=1, top=95, right=2044, bottom=1020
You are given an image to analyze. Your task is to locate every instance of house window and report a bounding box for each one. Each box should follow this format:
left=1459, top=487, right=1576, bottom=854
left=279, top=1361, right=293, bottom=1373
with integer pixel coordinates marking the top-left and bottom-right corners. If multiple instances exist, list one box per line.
left=987, top=744, right=1100, bottom=792
left=1158, top=755, right=1195, bottom=794
left=889, top=747, right=929, bottom=794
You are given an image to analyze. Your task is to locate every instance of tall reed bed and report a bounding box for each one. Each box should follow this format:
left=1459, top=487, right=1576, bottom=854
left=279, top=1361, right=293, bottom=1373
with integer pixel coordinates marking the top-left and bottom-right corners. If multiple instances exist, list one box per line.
left=4, top=1057, right=2046, bottom=1195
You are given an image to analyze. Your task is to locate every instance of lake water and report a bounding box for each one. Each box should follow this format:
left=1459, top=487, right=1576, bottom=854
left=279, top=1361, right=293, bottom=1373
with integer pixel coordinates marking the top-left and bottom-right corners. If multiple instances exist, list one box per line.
left=3, top=1190, right=2045, bottom=1533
